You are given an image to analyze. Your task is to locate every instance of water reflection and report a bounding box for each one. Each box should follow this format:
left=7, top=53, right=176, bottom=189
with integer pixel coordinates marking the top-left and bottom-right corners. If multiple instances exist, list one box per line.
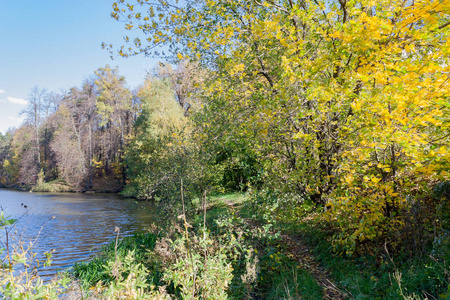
left=0, top=189, right=156, bottom=277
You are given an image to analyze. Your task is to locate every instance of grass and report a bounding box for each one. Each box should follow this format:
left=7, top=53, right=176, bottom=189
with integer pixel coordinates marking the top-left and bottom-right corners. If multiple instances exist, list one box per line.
left=71, top=232, right=162, bottom=290
left=208, top=192, right=249, bottom=206
left=285, top=218, right=449, bottom=299
left=266, top=267, right=323, bottom=300
left=31, top=179, right=74, bottom=192
left=190, top=192, right=324, bottom=299
left=190, top=192, right=249, bottom=209
left=70, top=191, right=449, bottom=299
left=71, top=192, right=325, bottom=299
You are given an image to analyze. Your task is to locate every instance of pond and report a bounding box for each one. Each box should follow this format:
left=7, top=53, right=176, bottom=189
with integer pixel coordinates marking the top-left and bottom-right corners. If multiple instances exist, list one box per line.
left=0, top=189, right=156, bottom=278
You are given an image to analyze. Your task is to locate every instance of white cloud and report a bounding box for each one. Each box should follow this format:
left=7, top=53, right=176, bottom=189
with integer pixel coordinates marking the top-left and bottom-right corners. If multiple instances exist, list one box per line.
left=0, top=89, right=5, bottom=94
left=8, top=116, right=24, bottom=123
left=7, top=96, right=28, bottom=105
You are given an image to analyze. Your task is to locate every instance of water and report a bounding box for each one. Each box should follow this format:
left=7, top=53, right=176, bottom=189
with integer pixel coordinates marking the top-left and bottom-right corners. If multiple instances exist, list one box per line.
left=0, top=189, right=156, bottom=278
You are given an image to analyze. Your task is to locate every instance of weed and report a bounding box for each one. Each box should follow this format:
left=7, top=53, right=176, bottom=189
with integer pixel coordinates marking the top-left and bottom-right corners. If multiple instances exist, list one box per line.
left=0, top=210, right=70, bottom=299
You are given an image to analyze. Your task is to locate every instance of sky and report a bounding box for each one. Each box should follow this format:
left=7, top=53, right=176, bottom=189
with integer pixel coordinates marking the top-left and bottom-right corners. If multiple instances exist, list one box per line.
left=0, top=0, right=160, bottom=134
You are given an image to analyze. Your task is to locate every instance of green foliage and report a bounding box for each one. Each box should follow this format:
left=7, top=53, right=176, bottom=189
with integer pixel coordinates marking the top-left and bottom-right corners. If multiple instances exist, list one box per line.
left=72, top=224, right=235, bottom=299
left=72, top=232, right=160, bottom=289
left=124, top=75, right=190, bottom=201
left=36, top=168, right=44, bottom=185
left=0, top=212, right=17, bottom=232
left=73, top=231, right=173, bottom=299
left=163, top=232, right=234, bottom=300
left=93, top=250, right=161, bottom=299
left=197, top=202, right=323, bottom=299
left=110, top=0, right=450, bottom=258
left=0, top=131, right=16, bottom=187
left=94, top=65, right=132, bottom=127
left=433, top=181, right=450, bottom=231
left=288, top=218, right=449, bottom=299
left=215, top=147, right=262, bottom=192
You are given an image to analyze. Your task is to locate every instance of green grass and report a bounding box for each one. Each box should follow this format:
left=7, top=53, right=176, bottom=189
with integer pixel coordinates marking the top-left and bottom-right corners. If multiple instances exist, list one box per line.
left=287, top=220, right=449, bottom=299
left=191, top=192, right=249, bottom=230
left=190, top=192, right=325, bottom=299
left=71, top=232, right=162, bottom=290
left=236, top=190, right=449, bottom=299
left=71, top=191, right=324, bottom=299
left=265, top=267, right=323, bottom=300
left=190, top=192, right=249, bottom=209
left=209, top=192, right=249, bottom=205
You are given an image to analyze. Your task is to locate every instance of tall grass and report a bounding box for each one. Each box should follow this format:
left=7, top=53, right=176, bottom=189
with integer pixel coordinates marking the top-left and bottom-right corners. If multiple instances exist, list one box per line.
left=71, top=232, right=161, bottom=290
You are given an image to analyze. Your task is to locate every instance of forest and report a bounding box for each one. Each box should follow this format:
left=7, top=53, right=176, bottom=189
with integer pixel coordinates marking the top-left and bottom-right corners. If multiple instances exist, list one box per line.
left=0, top=0, right=449, bottom=299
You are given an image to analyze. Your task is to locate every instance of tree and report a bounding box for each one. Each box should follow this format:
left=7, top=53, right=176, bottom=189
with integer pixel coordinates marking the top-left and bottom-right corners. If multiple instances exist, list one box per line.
left=40, top=91, right=60, bottom=180
left=51, top=102, right=87, bottom=190
left=19, top=87, right=61, bottom=182
left=94, top=65, right=133, bottom=185
left=79, top=80, right=98, bottom=189
left=11, top=125, right=38, bottom=185
left=0, top=130, right=16, bottom=186
left=22, top=86, right=46, bottom=173
left=110, top=0, right=450, bottom=253
left=50, top=82, right=101, bottom=190
left=324, top=0, right=450, bottom=253
left=124, top=73, right=189, bottom=200
left=152, top=61, right=206, bottom=115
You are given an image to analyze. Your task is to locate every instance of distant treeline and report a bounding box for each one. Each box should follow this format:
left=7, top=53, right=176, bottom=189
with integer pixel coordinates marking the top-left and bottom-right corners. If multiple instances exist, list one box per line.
left=0, top=64, right=191, bottom=193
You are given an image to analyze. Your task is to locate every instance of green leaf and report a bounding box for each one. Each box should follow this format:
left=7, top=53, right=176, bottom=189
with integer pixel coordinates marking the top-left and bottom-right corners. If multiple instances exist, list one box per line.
left=3, top=218, right=17, bottom=226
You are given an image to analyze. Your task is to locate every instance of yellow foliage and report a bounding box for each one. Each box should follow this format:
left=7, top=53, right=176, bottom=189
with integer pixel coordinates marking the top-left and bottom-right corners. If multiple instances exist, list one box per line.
left=111, top=0, right=450, bottom=254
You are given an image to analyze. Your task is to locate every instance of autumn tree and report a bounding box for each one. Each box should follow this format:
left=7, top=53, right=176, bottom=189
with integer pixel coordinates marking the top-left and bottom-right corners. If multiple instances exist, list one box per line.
left=80, top=80, right=98, bottom=188
left=108, top=0, right=352, bottom=203
left=17, top=87, right=62, bottom=182
left=153, top=61, right=206, bottom=115
left=40, top=91, right=60, bottom=179
left=323, top=0, right=450, bottom=253
left=94, top=65, right=133, bottom=184
left=10, top=125, right=38, bottom=185
left=0, top=130, right=16, bottom=186
left=50, top=80, right=105, bottom=190
left=51, top=100, right=87, bottom=190
left=124, top=72, right=189, bottom=200
left=110, top=0, right=450, bottom=253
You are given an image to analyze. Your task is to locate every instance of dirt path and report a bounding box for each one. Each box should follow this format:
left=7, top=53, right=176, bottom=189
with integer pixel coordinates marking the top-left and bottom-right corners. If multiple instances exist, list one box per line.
left=242, top=217, right=349, bottom=299
left=280, top=233, right=350, bottom=299
left=219, top=196, right=350, bottom=299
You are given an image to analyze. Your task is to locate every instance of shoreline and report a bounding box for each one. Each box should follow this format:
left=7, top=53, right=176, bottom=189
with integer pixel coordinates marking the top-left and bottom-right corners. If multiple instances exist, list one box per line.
left=0, top=179, right=125, bottom=195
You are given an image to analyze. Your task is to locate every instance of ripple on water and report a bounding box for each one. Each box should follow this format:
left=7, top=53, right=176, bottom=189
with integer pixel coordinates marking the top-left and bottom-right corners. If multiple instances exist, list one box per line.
left=0, top=189, right=156, bottom=278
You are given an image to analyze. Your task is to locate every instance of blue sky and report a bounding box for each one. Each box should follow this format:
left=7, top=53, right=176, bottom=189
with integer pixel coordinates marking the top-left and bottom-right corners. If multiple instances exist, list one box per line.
left=0, top=0, right=159, bottom=134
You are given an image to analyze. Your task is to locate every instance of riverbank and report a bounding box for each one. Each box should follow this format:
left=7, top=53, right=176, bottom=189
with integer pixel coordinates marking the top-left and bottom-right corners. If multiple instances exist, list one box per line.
left=3, top=176, right=124, bottom=194
left=31, top=179, right=74, bottom=192
left=1, top=191, right=448, bottom=299
left=0, top=189, right=158, bottom=299
left=68, top=192, right=449, bottom=299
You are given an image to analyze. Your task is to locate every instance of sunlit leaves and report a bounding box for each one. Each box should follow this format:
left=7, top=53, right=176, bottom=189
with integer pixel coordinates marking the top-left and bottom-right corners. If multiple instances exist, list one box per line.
left=111, top=0, right=450, bottom=254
